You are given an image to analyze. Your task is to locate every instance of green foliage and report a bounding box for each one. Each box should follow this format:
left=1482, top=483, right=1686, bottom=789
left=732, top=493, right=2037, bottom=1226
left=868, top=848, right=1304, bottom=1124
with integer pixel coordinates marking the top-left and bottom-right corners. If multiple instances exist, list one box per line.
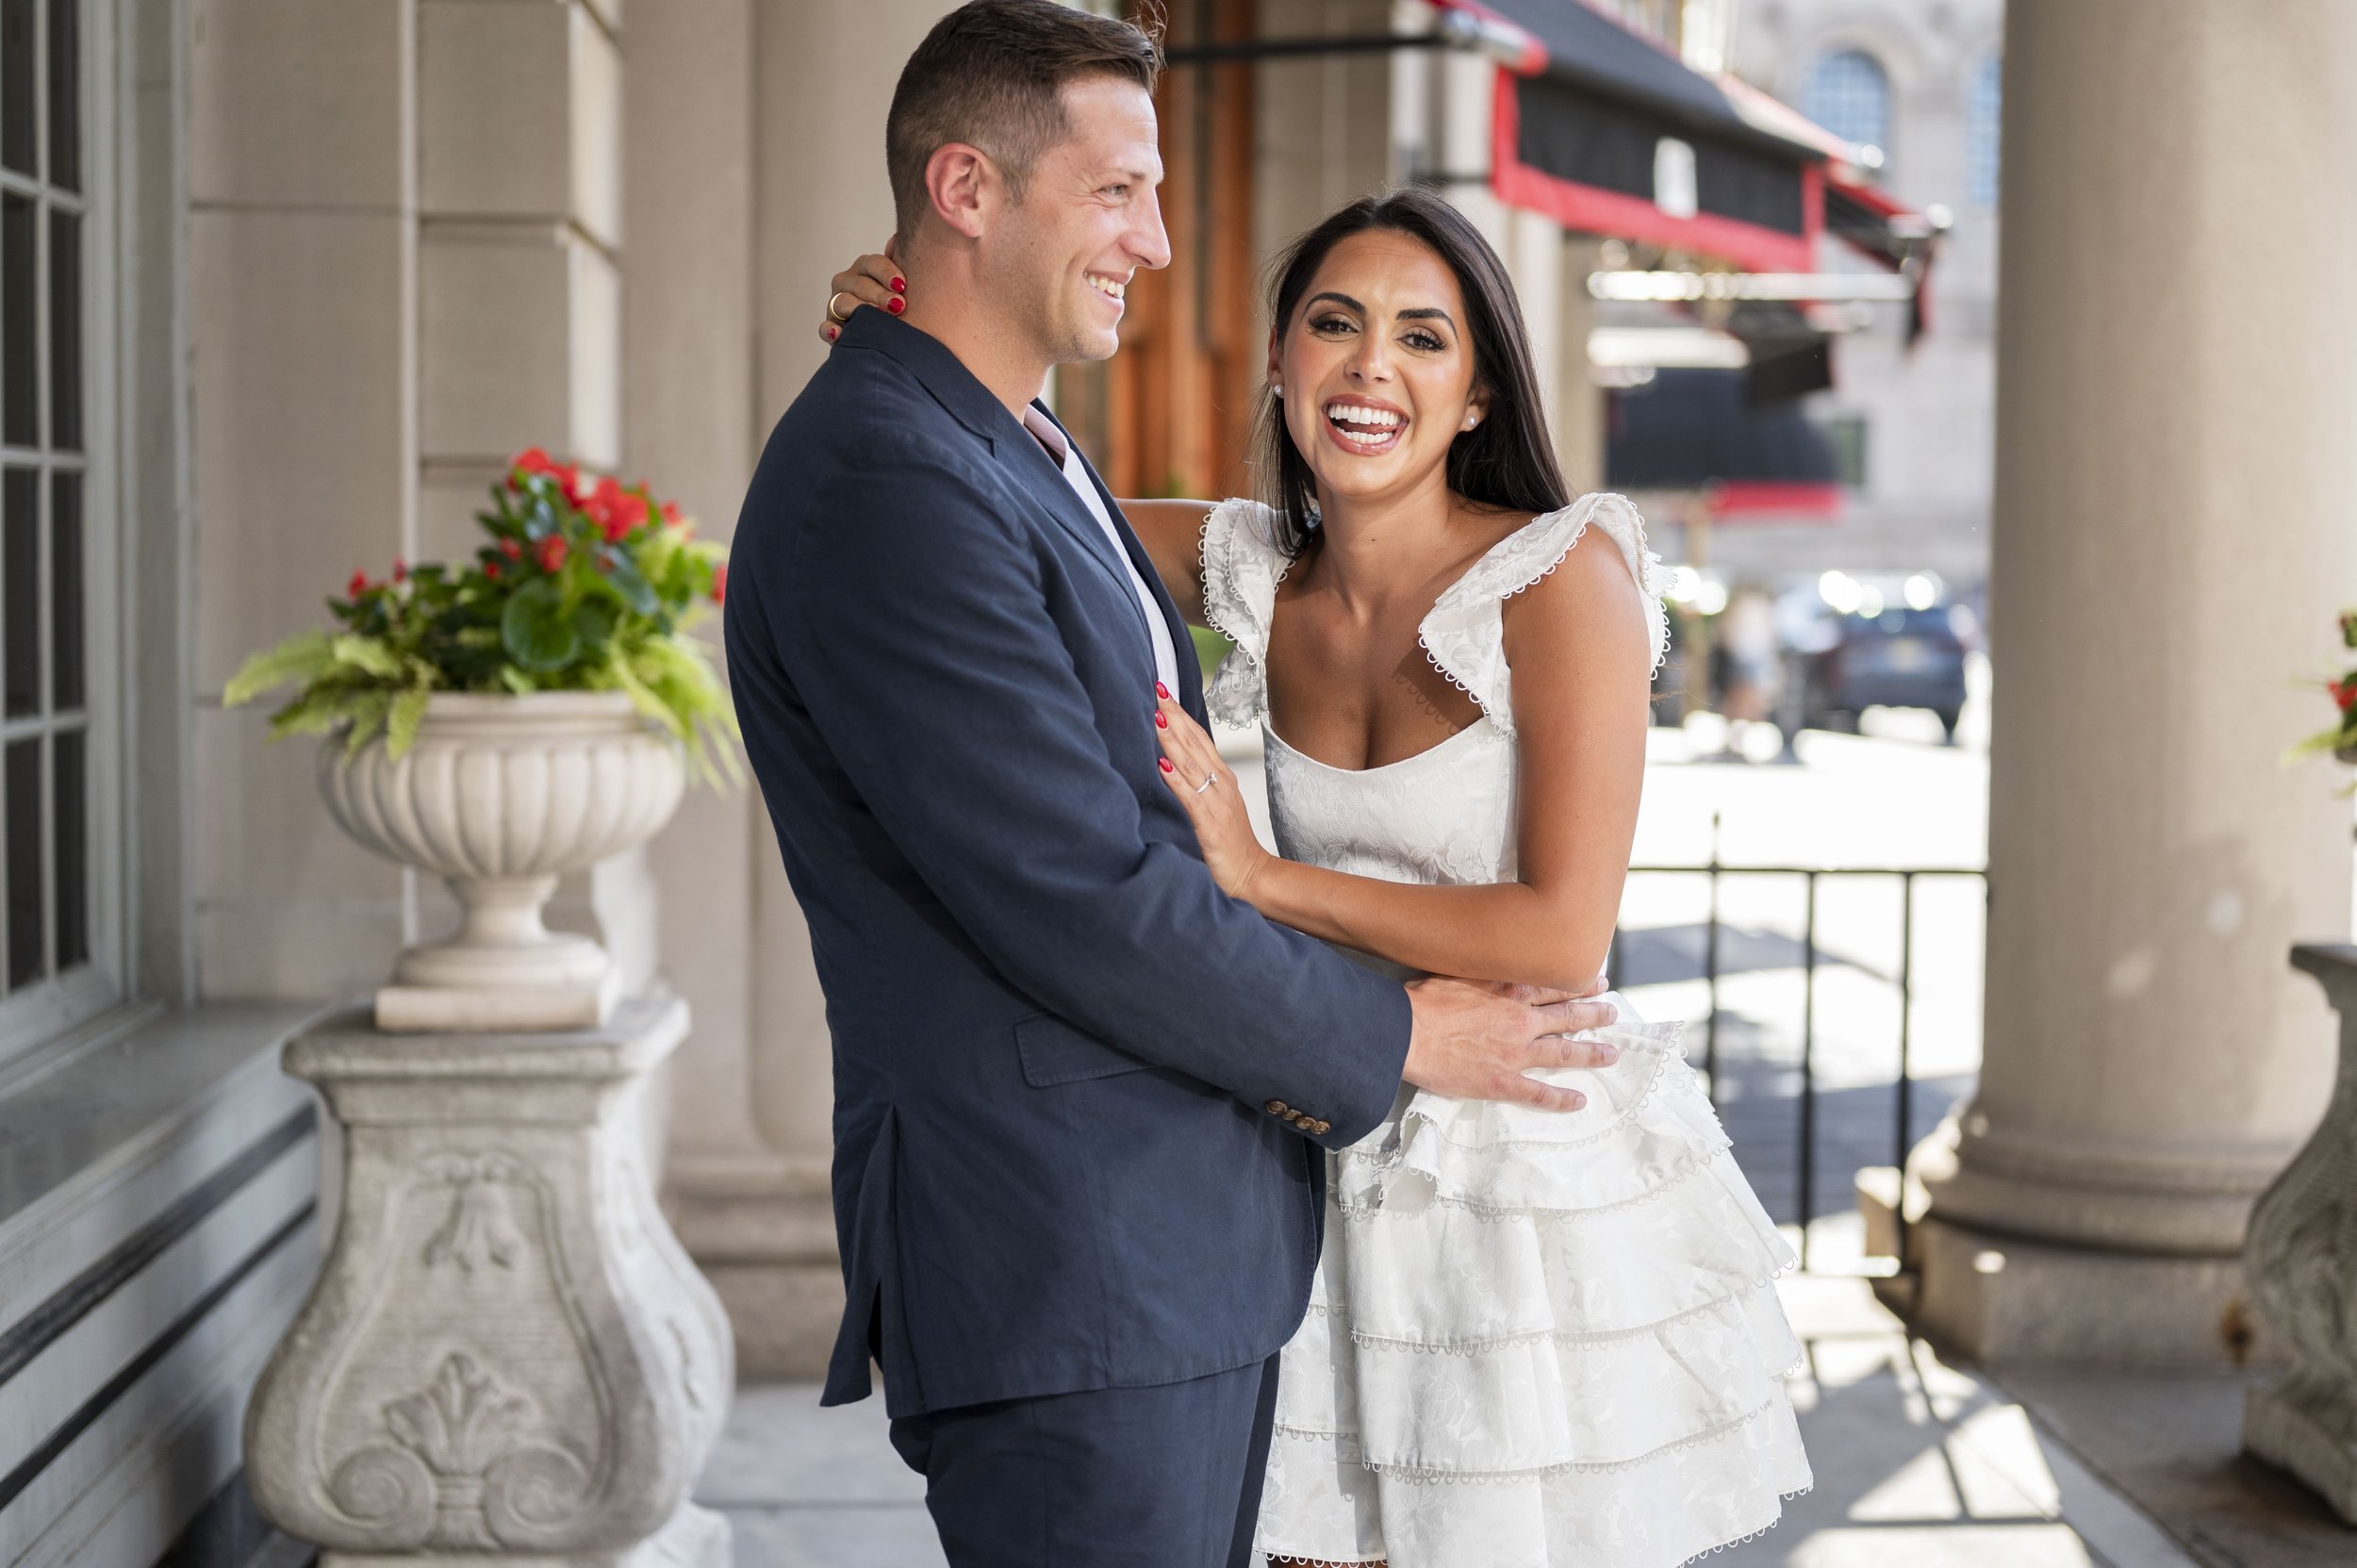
left=2290, top=607, right=2357, bottom=785
left=223, top=451, right=740, bottom=783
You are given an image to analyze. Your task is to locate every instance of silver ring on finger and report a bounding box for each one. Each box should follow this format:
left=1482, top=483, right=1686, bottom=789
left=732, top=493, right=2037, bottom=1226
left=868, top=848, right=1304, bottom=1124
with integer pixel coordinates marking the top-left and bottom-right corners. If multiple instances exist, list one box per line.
left=1193, top=774, right=1216, bottom=796
left=827, top=290, right=857, bottom=323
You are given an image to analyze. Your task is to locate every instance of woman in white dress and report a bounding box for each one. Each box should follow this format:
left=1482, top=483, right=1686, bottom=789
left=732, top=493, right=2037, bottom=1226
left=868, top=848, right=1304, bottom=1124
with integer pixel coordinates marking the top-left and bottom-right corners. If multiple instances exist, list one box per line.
left=822, top=188, right=1808, bottom=1568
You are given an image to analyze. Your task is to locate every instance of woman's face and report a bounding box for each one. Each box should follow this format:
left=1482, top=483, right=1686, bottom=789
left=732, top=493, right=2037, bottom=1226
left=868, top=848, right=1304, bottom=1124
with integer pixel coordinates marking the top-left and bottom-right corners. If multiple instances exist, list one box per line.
left=1273, top=228, right=1486, bottom=509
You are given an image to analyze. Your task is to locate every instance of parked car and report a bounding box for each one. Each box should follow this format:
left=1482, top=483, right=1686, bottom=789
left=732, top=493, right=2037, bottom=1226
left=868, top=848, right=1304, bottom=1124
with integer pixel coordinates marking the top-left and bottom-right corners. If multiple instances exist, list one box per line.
left=1797, top=605, right=1971, bottom=740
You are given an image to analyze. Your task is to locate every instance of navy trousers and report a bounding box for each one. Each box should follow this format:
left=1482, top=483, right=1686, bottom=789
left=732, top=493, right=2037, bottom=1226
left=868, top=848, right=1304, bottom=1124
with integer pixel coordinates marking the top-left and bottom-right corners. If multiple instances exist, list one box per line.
left=888, top=1353, right=1284, bottom=1568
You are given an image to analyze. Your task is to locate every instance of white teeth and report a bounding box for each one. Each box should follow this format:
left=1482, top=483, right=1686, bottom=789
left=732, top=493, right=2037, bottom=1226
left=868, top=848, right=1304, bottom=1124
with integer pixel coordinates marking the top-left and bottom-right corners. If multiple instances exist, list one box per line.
left=1325, top=403, right=1402, bottom=428
left=1087, top=274, right=1126, bottom=301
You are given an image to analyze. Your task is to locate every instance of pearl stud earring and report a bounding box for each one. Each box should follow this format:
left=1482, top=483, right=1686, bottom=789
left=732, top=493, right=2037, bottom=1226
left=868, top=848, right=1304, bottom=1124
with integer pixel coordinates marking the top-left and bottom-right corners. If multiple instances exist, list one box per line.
left=1272, top=383, right=1283, bottom=398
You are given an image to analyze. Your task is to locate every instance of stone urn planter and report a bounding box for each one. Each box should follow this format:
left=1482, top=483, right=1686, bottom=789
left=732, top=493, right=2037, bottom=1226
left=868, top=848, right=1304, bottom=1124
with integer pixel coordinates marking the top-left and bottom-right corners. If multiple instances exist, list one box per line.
left=2243, top=944, right=2357, bottom=1521
left=318, top=691, right=685, bottom=1032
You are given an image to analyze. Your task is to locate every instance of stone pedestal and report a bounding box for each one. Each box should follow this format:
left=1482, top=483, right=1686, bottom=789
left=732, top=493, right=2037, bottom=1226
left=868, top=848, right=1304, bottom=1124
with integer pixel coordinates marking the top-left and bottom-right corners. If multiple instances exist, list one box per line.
left=1910, top=0, right=2357, bottom=1363
left=243, top=999, right=733, bottom=1566
left=2244, top=947, right=2357, bottom=1521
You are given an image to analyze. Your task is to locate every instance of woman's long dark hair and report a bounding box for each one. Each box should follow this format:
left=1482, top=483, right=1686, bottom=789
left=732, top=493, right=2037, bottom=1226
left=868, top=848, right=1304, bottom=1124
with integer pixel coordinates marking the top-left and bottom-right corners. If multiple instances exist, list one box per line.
left=1256, top=188, right=1570, bottom=557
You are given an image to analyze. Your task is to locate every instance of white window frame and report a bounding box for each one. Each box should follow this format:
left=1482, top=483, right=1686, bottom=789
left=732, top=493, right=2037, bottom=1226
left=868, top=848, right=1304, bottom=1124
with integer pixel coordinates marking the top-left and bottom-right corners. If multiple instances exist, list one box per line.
left=0, top=0, right=125, bottom=1065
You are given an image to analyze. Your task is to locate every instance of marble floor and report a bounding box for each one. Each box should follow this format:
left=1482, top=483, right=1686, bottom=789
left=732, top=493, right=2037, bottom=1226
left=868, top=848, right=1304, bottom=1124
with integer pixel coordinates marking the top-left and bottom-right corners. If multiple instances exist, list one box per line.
left=692, top=1275, right=2217, bottom=1568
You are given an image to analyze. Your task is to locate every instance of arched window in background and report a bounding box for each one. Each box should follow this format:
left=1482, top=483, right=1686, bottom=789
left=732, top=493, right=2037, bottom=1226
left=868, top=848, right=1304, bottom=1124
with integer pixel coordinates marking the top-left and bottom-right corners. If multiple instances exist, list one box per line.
left=1967, top=54, right=2003, bottom=209
left=1804, top=49, right=1891, bottom=170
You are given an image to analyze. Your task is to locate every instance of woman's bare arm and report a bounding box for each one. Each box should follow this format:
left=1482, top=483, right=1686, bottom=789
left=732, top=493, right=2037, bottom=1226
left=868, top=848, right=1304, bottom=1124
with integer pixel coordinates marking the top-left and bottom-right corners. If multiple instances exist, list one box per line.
left=1152, top=535, right=1654, bottom=992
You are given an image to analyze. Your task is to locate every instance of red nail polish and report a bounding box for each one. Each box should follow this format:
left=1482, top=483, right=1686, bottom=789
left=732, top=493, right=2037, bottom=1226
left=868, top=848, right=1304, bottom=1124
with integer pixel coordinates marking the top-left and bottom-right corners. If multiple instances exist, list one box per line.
left=1155, top=713, right=1168, bottom=729
left=825, top=325, right=838, bottom=341
left=890, top=276, right=906, bottom=294
left=1159, top=757, right=1175, bottom=773
left=1155, top=682, right=1170, bottom=699
left=886, top=296, right=905, bottom=315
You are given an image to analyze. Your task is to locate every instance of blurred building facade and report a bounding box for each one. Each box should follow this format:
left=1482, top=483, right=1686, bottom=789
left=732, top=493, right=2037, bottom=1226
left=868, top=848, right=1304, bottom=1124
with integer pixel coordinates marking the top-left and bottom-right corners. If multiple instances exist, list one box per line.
left=1, top=3, right=2351, bottom=1566
left=1711, top=0, right=2001, bottom=601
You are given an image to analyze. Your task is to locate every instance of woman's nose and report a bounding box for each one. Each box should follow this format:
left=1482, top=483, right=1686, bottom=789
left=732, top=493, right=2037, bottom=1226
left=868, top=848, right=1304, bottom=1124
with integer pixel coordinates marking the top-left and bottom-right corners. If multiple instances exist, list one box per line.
left=1349, top=338, right=1393, bottom=381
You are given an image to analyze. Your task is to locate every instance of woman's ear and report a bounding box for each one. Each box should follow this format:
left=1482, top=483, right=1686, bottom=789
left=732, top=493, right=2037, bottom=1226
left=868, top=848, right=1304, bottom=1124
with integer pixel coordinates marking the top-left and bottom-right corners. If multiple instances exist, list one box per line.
left=1461, top=388, right=1492, bottom=432
left=1265, top=324, right=1283, bottom=396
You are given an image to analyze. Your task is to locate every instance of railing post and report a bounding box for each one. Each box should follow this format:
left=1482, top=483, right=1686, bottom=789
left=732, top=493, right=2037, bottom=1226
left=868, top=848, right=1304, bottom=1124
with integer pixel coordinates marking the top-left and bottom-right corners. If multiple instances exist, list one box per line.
left=1798, top=871, right=1818, bottom=1271
left=1704, top=812, right=1722, bottom=1104
left=1895, top=871, right=1916, bottom=1269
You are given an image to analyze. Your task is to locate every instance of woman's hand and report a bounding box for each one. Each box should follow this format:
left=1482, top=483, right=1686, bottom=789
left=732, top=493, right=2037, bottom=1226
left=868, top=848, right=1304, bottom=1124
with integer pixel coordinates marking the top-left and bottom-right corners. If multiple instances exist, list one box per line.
left=820, top=244, right=904, bottom=344
left=1152, top=686, right=1275, bottom=904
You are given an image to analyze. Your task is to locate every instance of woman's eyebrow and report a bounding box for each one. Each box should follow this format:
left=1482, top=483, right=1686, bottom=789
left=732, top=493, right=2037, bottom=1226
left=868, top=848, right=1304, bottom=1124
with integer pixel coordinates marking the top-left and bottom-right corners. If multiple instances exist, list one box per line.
left=1397, top=306, right=1456, bottom=327
left=1306, top=290, right=1364, bottom=313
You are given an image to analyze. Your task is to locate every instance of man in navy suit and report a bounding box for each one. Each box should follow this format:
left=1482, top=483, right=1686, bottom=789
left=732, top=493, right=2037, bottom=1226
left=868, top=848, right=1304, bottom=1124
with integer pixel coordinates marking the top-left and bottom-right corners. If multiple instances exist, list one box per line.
left=725, top=4, right=1616, bottom=1562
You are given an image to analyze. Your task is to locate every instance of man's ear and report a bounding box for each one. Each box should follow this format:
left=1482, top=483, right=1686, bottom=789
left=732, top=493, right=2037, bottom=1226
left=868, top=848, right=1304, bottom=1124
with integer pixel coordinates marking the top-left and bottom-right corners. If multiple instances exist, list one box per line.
left=924, top=143, right=1001, bottom=241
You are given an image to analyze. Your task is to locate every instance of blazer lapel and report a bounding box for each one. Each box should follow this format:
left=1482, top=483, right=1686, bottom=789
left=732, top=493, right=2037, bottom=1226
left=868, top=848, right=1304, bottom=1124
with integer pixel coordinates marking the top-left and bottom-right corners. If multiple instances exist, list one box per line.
left=1002, top=419, right=1156, bottom=634
left=1051, top=420, right=1208, bottom=719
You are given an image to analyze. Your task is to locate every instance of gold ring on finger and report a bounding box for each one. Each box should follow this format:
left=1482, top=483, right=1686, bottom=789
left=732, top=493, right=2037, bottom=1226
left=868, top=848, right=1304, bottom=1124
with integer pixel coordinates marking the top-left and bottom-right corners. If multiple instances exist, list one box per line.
left=828, top=290, right=858, bottom=323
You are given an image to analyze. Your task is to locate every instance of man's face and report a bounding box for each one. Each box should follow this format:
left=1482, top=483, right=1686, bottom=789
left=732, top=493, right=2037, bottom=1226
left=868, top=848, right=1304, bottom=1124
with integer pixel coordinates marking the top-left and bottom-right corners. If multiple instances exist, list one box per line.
left=981, top=74, right=1170, bottom=366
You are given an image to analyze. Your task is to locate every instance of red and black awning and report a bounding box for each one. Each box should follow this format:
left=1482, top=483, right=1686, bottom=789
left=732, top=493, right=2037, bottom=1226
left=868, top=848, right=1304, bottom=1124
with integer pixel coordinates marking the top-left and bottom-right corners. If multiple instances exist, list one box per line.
left=1443, top=0, right=1934, bottom=293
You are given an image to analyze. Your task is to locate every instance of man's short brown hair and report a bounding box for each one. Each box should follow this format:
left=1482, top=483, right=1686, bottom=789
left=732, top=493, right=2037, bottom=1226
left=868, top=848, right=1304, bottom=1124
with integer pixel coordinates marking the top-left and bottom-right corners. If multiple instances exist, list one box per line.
left=887, top=0, right=1162, bottom=237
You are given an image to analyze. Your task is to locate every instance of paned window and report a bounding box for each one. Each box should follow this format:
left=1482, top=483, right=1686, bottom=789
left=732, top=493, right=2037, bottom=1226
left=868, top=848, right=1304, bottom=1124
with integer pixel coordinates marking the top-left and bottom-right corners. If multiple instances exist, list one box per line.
left=0, top=0, right=92, bottom=1026
left=1967, top=54, right=2002, bottom=210
left=1804, top=49, right=1890, bottom=169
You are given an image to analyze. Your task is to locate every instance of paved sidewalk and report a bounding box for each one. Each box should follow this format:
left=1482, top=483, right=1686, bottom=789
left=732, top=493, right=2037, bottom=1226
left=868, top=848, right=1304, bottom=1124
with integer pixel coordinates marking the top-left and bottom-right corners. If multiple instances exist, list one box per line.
left=695, top=1276, right=2201, bottom=1568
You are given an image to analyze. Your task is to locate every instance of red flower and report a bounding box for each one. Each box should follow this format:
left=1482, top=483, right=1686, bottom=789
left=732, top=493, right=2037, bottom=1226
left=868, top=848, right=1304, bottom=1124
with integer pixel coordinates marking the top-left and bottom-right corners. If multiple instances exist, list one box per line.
left=536, top=535, right=569, bottom=574
left=2334, top=677, right=2357, bottom=713
left=510, top=447, right=562, bottom=491
left=483, top=559, right=501, bottom=580
left=555, top=463, right=586, bottom=505
left=711, top=561, right=727, bottom=605
left=586, top=476, right=648, bottom=543
left=347, top=570, right=369, bottom=600
left=499, top=536, right=523, bottom=561
left=661, top=500, right=683, bottom=524
left=392, top=557, right=408, bottom=584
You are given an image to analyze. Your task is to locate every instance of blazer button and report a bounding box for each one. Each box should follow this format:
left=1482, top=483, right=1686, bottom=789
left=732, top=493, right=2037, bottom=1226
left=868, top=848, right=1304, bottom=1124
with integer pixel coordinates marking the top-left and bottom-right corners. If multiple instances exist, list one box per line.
left=1264, top=1099, right=1290, bottom=1118
left=1312, top=1119, right=1332, bottom=1135
left=1283, top=1109, right=1305, bottom=1125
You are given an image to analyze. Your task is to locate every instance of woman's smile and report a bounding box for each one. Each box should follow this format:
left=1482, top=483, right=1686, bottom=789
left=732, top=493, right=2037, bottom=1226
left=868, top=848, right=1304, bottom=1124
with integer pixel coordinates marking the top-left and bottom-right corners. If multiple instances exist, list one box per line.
left=1322, top=397, right=1409, bottom=455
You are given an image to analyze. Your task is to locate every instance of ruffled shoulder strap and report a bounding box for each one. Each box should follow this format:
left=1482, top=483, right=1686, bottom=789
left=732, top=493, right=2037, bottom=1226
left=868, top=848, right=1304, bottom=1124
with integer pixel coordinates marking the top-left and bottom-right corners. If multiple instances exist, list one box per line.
left=1418, top=492, right=1669, bottom=739
left=1198, top=497, right=1293, bottom=727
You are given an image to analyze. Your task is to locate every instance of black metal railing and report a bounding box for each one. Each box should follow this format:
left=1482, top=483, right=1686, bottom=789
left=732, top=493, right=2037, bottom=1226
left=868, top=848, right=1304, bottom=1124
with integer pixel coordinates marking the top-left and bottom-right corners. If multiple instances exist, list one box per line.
left=1607, top=814, right=1986, bottom=1270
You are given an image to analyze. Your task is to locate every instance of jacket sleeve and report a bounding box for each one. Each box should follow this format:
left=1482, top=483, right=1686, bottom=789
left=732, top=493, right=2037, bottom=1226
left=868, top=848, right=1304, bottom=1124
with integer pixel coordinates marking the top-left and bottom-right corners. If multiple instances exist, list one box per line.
left=759, top=441, right=1409, bottom=1147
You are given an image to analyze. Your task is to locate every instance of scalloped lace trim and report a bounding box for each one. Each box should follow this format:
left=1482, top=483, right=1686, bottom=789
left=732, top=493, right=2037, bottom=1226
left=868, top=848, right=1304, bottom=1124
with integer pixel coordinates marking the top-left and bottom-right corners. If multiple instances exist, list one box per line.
left=1271, top=1386, right=1802, bottom=1482
left=1261, top=1492, right=1812, bottom=1568
left=1198, top=497, right=1294, bottom=728
left=1336, top=1134, right=1751, bottom=1223
left=1416, top=492, right=1672, bottom=738
left=1300, top=1263, right=1801, bottom=1354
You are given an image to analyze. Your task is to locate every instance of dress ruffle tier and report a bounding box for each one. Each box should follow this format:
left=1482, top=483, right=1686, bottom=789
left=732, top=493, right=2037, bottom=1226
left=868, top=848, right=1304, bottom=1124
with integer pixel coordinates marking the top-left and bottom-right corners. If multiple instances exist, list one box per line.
left=1255, top=1010, right=1813, bottom=1568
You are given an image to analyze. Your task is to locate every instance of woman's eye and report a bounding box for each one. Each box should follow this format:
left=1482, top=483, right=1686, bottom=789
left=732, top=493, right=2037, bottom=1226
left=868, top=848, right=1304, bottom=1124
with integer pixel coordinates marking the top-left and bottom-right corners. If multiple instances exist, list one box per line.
left=1310, top=317, right=1355, bottom=337
left=1404, top=330, right=1444, bottom=352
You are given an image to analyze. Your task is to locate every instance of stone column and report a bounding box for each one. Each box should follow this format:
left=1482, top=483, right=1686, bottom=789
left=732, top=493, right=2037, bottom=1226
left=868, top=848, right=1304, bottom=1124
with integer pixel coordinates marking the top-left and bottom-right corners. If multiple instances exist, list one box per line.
left=642, top=0, right=955, bottom=1378
left=1910, top=0, right=2357, bottom=1363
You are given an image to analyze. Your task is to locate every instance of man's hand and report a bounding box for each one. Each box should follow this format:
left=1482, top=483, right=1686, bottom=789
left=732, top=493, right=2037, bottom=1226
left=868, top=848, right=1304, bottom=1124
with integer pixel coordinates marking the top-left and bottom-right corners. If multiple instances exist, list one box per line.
left=1402, top=973, right=1621, bottom=1112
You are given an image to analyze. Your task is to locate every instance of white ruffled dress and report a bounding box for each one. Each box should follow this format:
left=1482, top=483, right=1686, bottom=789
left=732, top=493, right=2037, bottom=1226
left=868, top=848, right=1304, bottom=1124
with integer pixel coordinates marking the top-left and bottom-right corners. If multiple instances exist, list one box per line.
left=1198, top=494, right=1813, bottom=1568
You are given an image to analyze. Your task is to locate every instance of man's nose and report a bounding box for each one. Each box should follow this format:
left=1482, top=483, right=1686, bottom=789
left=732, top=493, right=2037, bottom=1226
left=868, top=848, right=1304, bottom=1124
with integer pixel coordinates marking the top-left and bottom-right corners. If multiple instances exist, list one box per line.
left=1131, top=190, right=1173, bottom=271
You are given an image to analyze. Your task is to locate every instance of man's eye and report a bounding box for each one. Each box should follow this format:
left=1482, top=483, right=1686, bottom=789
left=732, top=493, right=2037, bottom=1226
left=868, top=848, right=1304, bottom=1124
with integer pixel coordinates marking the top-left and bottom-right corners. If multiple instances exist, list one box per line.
left=1102, top=184, right=1129, bottom=198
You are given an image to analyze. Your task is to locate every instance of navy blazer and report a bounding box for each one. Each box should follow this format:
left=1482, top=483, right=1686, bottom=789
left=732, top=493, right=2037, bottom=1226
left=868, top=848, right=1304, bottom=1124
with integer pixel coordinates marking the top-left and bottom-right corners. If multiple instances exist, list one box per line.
left=725, top=310, right=1413, bottom=1418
